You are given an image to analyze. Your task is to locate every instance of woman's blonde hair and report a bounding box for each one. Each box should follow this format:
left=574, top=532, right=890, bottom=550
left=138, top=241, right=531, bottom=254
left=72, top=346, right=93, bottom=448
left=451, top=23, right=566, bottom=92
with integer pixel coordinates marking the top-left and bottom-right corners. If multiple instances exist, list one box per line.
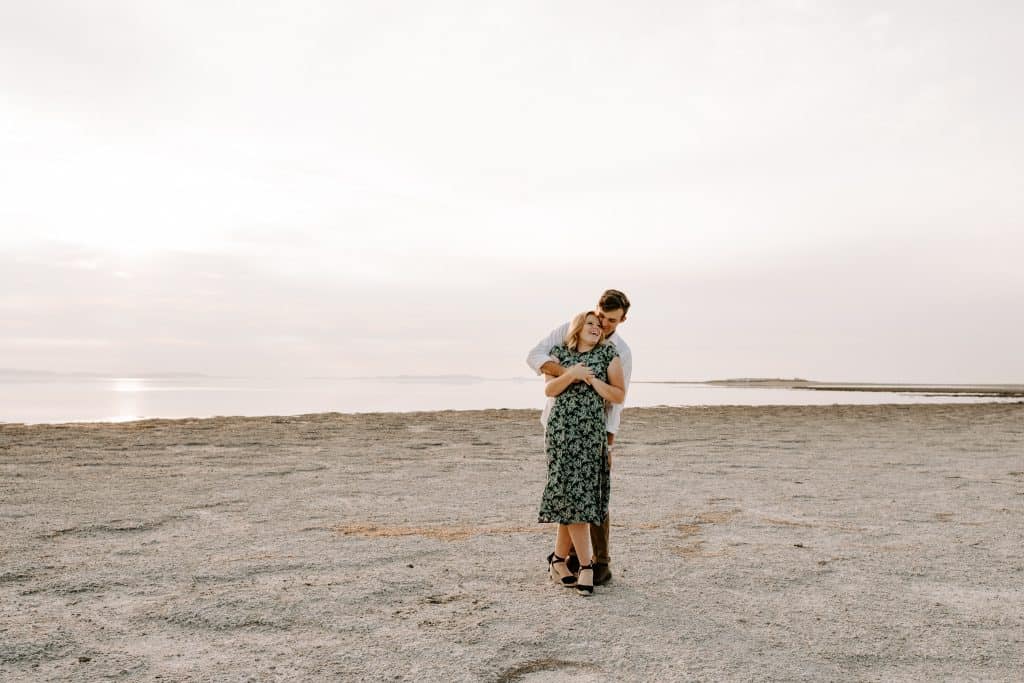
left=564, top=310, right=607, bottom=351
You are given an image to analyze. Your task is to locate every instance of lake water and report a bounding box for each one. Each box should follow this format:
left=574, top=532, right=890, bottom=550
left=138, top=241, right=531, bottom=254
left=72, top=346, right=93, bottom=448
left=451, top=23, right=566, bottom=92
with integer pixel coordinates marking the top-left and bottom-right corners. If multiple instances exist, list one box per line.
left=0, top=375, right=1017, bottom=424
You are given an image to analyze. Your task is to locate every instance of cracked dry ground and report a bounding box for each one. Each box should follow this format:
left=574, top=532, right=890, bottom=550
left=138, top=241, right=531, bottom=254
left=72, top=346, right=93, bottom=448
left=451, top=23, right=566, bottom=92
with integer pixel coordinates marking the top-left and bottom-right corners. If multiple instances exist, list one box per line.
left=2, top=404, right=1023, bottom=681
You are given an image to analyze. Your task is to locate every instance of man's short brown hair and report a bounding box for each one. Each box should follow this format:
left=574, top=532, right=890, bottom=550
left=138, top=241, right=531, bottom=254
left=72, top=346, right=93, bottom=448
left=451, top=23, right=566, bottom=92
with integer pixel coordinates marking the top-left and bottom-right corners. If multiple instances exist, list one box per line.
left=598, top=289, right=630, bottom=314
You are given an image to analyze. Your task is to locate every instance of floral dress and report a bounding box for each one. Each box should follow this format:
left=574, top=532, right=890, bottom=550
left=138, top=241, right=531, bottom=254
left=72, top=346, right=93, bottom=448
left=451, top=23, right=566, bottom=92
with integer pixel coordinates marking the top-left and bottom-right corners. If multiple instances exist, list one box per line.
left=538, top=342, right=619, bottom=525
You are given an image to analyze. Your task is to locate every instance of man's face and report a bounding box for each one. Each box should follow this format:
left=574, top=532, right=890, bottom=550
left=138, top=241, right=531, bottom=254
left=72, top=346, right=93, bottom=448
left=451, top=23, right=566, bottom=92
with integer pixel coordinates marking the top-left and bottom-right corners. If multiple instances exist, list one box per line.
left=597, top=307, right=626, bottom=337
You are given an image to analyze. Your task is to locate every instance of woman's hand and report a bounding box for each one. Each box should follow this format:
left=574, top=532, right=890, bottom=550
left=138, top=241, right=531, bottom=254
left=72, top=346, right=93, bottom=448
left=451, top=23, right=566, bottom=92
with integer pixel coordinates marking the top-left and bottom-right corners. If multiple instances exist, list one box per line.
left=545, top=363, right=595, bottom=397
left=566, top=363, right=594, bottom=383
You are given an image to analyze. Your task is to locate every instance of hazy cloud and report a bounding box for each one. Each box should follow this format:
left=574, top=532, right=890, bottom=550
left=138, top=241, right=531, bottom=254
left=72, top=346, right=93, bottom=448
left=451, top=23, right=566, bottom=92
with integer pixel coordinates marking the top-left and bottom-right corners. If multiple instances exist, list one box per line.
left=2, top=1, right=1022, bottom=382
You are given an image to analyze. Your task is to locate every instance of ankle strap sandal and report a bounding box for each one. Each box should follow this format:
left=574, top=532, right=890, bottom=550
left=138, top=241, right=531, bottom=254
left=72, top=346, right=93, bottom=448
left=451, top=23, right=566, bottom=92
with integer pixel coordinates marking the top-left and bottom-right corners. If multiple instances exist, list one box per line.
left=548, top=553, right=578, bottom=586
left=575, top=563, right=595, bottom=595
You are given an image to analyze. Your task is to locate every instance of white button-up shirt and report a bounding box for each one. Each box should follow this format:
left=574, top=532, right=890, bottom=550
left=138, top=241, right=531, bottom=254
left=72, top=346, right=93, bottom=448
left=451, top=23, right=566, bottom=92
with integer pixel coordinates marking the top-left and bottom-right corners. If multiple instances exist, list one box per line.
left=525, top=322, right=632, bottom=434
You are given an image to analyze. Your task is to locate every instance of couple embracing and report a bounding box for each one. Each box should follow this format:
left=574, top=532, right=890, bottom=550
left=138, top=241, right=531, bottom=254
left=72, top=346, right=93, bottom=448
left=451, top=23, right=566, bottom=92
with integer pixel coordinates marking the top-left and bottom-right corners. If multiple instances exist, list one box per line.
left=526, top=289, right=632, bottom=596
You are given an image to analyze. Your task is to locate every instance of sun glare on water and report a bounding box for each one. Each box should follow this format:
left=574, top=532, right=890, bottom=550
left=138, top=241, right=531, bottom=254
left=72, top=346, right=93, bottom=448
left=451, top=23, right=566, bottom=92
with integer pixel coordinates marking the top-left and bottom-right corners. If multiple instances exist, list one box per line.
left=107, top=377, right=146, bottom=421
left=111, top=378, right=147, bottom=393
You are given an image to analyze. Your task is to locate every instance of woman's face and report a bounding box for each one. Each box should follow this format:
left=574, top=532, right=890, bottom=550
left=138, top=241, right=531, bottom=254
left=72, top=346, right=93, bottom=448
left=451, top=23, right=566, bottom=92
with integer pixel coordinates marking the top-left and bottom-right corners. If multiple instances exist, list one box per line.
left=580, top=314, right=603, bottom=345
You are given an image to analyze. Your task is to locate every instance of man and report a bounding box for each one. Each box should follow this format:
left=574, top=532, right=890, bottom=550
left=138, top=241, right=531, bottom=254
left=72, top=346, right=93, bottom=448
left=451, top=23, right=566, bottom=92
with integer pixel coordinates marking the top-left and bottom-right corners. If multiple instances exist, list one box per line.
left=526, top=289, right=632, bottom=586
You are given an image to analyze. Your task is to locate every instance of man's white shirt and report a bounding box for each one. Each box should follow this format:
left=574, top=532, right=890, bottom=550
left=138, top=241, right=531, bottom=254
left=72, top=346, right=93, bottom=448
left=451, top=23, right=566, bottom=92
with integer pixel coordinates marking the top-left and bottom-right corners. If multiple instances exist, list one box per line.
left=525, top=322, right=632, bottom=434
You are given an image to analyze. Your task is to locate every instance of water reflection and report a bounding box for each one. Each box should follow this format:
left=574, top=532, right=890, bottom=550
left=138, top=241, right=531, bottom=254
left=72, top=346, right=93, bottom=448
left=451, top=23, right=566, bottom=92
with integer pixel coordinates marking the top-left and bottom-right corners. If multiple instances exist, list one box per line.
left=111, top=378, right=146, bottom=393
left=0, top=375, right=1018, bottom=424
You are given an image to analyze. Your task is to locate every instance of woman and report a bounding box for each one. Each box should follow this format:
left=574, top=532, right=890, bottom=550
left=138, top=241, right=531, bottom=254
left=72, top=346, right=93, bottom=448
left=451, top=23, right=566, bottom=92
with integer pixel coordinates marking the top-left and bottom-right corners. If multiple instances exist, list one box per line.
left=538, top=311, right=626, bottom=596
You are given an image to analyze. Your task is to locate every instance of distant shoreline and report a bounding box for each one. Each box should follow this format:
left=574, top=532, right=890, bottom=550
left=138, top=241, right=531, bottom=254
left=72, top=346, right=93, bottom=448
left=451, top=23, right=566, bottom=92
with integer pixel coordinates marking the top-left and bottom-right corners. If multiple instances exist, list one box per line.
left=636, top=378, right=1024, bottom=398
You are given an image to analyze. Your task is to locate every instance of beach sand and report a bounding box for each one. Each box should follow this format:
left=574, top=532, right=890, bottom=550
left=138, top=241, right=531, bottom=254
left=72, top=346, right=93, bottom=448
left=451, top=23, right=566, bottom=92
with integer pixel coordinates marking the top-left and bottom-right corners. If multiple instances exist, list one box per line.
left=2, top=404, right=1023, bottom=681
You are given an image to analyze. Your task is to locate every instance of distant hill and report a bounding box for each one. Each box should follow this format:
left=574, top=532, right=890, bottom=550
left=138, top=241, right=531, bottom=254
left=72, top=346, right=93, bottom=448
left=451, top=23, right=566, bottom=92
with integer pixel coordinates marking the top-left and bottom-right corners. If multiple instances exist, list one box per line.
left=0, top=369, right=210, bottom=379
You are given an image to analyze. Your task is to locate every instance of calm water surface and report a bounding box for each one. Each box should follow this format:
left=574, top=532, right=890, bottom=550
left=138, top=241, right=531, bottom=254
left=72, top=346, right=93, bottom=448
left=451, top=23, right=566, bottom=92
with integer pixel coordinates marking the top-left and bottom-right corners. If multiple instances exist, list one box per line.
left=0, top=376, right=1016, bottom=424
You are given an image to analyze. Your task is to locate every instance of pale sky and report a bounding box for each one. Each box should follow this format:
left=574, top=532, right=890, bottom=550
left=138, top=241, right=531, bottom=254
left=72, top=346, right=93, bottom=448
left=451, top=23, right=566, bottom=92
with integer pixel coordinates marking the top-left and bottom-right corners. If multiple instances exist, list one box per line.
left=2, top=1, right=1022, bottom=382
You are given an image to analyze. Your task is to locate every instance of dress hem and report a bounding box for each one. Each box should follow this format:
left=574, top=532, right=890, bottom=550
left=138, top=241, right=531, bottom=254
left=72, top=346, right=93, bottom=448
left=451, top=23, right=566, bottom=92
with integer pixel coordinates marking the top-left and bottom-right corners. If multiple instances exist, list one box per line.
left=538, top=517, right=605, bottom=525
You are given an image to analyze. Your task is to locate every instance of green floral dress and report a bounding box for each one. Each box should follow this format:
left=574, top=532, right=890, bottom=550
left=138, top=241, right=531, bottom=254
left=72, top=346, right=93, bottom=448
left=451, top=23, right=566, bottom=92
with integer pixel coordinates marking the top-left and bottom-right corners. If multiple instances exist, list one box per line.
left=538, top=342, right=619, bottom=525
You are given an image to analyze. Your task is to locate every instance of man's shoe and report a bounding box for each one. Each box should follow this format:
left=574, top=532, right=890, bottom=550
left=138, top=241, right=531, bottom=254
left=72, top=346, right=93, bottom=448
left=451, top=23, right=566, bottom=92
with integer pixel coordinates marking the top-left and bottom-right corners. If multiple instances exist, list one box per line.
left=592, top=563, right=612, bottom=586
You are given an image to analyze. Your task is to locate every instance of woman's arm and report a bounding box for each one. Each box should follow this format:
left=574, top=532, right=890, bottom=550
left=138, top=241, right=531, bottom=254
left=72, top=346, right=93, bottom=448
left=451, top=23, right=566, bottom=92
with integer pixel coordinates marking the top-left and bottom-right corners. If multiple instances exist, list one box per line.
left=586, top=356, right=626, bottom=404
left=545, top=363, right=592, bottom=397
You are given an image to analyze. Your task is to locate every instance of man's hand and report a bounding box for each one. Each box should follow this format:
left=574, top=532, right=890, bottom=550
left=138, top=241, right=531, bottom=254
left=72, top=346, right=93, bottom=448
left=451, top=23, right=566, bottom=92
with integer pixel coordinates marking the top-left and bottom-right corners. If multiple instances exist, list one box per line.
left=538, top=360, right=565, bottom=377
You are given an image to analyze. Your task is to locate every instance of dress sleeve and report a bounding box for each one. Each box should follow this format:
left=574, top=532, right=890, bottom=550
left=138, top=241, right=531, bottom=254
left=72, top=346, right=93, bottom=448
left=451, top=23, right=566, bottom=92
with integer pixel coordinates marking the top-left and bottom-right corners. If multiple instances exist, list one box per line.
left=550, top=345, right=567, bottom=365
left=604, top=343, right=625, bottom=432
left=605, top=344, right=620, bottom=365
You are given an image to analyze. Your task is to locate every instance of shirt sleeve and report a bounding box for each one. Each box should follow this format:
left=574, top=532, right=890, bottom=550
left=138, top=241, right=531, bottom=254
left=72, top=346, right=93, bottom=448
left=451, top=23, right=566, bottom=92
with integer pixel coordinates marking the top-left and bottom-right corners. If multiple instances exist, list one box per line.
left=526, top=322, right=571, bottom=375
left=605, top=342, right=631, bottom=434
left=617, top=343, right=633, bottom=387
left=606, top=403, right=623, bottom=434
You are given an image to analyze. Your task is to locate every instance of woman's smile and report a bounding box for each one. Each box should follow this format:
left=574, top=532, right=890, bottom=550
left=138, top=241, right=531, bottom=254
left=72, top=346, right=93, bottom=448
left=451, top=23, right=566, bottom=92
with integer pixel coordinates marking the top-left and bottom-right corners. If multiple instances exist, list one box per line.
left=582, top=316, right=603, bottom=342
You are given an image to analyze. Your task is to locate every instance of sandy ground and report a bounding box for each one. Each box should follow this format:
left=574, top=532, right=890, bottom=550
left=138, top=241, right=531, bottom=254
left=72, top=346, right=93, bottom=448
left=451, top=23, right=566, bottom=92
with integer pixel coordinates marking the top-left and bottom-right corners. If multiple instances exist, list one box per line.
left=2, top=404, right=1023, bottom=682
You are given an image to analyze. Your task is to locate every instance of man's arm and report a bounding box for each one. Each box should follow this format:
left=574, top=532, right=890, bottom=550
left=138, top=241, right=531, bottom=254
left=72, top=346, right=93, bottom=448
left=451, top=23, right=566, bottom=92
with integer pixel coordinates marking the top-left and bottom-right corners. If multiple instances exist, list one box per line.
left=525, top=322, right=571, bottom=376
left=539, top=360, right=565, bottom=377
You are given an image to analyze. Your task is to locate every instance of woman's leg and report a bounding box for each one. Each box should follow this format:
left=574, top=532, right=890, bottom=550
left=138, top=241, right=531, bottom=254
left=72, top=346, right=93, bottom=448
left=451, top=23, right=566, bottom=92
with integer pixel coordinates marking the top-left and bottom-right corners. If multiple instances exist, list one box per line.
left=555, top=524, right=573, bottom=558
left=566, top=523, right=595, bottom=594
left=565, top=523, right=593, bottom=569
left=549, top=524, right=576, bottom=585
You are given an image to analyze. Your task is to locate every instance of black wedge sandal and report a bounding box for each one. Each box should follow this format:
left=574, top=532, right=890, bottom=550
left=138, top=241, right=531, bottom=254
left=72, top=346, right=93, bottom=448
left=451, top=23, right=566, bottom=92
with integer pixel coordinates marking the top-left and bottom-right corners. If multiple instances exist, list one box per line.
left=575, top=563, right=594, bottom=596
left=547, top=553, right=578, bottom=587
